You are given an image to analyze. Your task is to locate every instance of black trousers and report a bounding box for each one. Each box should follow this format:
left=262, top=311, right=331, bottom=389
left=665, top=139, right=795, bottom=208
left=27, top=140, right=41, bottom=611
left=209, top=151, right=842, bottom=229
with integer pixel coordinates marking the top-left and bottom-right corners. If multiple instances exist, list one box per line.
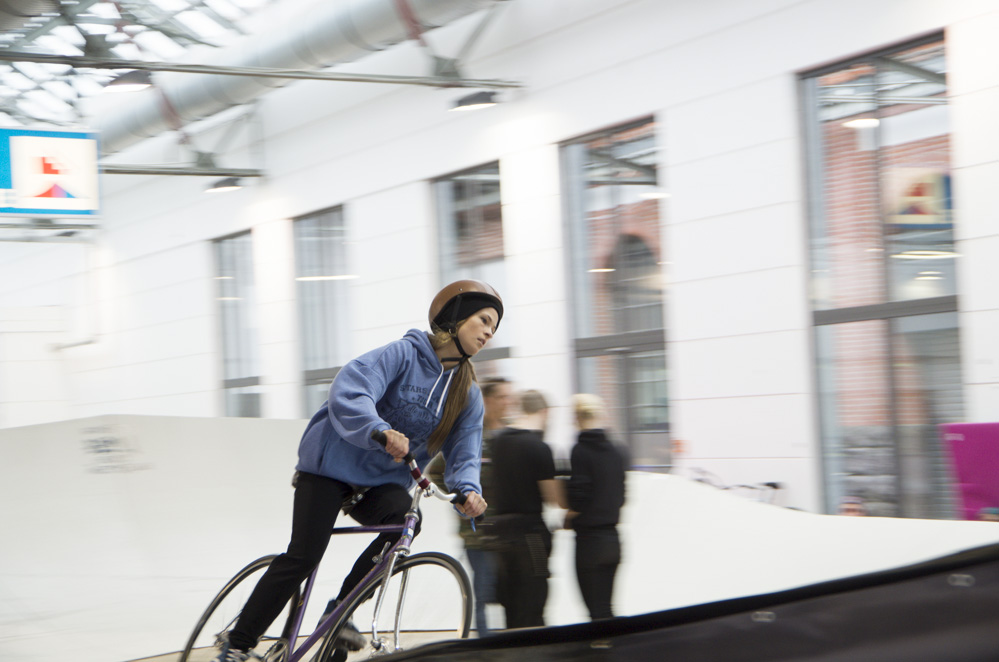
left=495, top=515, right=552, bottom=629
left=228, top=471, right=419, bottom=651
left=574, top=527, right=620, bottom=621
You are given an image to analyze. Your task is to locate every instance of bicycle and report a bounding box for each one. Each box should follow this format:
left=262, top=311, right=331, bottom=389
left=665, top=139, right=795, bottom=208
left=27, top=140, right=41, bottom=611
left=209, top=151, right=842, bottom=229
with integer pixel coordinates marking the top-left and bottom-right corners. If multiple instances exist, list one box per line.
left=687, top=467, right=784, bottom=505
left=179, top=430, right=474, bottom=662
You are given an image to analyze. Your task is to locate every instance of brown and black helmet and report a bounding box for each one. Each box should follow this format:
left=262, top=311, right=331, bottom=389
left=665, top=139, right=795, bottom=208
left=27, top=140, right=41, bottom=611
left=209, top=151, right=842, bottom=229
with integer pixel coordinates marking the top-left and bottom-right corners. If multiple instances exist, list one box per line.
left=429, top=279, right=503, bottom=335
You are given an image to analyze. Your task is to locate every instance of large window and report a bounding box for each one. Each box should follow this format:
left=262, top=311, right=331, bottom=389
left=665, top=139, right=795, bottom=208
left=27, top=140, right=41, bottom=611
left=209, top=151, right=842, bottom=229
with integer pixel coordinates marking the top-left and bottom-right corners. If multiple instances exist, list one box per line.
left=563, top=118, right=668, bottom=469
left=294, top=206, right=353, bottom=414
left=214, top=231, right=261, bottom=417
left=435, top=162, right=510, bottom=373
left=803, top=35, right=962, bottom=517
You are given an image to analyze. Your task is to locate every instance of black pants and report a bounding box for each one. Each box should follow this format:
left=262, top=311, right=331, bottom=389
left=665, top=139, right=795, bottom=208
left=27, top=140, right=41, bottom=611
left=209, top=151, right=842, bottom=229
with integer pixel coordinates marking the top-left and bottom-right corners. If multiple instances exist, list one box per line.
left=574, top=527, right=620, bottom=621
left=495, top=515, right=552, bottom=629
left=229, top=472, right=419, bottom=651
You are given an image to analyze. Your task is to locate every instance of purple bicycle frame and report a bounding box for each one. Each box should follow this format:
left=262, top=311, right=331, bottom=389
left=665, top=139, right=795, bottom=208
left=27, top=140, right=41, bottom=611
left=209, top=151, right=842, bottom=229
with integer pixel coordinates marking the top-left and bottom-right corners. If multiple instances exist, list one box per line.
left=285, top=517, right=419, bottom=662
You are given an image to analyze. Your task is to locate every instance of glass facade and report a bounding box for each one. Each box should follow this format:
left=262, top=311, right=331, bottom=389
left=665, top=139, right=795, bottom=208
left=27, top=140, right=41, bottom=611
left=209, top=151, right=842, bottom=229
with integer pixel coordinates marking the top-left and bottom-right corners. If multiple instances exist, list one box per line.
left=294, top=206, right=353, bottom=415
left=806, top=37, right=955, bottom=309
left=214, top=231, right=262, bottom=417
left=563, top=118, right=668, bottom=470
left=803, top=35, right=963, bottom=517
left=435, top=162, right=510, bottom=374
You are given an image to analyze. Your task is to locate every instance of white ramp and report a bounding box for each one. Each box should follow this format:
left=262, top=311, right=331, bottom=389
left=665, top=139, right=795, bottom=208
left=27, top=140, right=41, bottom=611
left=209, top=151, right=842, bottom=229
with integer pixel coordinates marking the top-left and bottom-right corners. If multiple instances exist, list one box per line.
left=1, top=415, right=997, bottom=662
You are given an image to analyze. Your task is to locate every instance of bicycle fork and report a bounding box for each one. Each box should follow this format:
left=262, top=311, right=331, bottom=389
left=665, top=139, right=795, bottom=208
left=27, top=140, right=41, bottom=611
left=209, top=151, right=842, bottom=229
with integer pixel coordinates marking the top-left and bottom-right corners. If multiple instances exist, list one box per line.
left=370, top=499, right=422, bottom=652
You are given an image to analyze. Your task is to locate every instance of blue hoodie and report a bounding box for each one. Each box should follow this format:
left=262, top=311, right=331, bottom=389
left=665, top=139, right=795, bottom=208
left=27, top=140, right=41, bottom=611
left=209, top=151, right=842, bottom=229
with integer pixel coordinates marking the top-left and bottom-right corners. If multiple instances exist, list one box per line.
left=295, top=329, right=483, bottom=496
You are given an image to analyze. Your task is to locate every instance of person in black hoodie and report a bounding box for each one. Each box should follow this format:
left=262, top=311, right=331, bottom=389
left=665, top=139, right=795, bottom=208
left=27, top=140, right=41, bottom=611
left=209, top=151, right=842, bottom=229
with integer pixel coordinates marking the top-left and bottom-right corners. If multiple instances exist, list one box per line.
left=565, top=393, right=628, bottom=621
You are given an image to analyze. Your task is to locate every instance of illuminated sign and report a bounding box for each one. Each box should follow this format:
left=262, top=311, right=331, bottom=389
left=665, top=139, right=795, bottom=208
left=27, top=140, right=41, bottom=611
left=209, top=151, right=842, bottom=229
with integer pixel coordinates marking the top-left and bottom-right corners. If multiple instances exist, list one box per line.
left=0, top=127, right=101, bottom=218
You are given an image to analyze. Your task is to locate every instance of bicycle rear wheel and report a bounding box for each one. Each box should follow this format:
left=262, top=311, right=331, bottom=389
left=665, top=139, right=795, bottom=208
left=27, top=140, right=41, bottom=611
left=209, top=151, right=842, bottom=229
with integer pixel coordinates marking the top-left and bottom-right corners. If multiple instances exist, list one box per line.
left=317, top=552, right=472, bottom=661
left=180, top=555, right=302, bottom=662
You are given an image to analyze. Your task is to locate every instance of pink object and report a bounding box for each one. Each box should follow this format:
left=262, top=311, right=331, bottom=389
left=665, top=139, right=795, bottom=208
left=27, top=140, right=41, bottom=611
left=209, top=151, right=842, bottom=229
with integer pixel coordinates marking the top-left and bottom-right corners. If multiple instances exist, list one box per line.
left=942, top=422, right=999, bottom=520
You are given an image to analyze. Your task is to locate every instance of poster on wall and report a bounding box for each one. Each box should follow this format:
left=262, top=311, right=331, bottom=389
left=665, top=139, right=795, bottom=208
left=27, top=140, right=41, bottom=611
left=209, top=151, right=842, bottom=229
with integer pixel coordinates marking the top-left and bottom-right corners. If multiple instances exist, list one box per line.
left=941, top=421, right=999, bottom=520
left=883, top=167, right=952, bottom=231
left=0, top=126, right=101, bottom=218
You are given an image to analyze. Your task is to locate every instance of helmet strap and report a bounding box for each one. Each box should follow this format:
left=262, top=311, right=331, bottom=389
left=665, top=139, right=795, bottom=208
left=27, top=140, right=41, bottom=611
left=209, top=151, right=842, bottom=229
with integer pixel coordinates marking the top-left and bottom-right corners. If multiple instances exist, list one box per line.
left=449, top=330, right=472, bottom=360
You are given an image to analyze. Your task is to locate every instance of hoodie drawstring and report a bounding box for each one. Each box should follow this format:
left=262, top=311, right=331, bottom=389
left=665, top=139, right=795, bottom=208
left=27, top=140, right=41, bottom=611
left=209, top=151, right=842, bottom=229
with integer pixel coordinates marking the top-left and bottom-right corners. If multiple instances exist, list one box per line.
left=436, top=369, right=456, bottom=417
left=425, top=364, right=445, bottom=409
left=424, top=362, right=458, bottom=417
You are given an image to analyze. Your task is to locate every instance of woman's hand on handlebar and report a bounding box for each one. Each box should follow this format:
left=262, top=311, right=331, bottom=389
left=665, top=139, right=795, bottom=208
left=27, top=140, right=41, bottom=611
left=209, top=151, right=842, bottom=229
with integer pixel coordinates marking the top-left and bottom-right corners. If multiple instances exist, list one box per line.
left=456, top=491, right=486, bottom=518
left=382, top=429, right=410, bottom=462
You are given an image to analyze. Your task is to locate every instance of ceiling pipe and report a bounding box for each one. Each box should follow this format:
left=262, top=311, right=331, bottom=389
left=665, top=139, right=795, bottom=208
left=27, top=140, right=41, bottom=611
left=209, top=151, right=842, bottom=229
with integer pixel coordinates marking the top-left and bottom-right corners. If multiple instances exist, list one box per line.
left=0, top=0, right=59, bottom=32
left=90, top=0, right=504, bottom=155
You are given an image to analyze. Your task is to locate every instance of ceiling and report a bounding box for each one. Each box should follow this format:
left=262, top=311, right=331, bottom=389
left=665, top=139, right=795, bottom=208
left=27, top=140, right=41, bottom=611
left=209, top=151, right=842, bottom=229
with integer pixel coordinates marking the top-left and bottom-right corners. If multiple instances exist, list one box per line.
left=0, top=0, right=268, bottom=128
left=0, top=0, right=518, bottom=242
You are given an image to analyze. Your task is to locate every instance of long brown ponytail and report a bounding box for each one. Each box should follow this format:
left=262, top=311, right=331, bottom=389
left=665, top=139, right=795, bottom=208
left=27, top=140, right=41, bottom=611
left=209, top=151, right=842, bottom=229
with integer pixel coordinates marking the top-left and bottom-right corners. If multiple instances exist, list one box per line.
left=426, top=326, right=478, bottom=455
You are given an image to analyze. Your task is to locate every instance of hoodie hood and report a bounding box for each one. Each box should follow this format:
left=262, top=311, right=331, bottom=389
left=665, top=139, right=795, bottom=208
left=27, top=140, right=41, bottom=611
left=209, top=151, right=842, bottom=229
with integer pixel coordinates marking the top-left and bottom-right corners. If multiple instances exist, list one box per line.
left=403, top=328, right=441, bottom=366
left=403, top=328, right=455, bottom=417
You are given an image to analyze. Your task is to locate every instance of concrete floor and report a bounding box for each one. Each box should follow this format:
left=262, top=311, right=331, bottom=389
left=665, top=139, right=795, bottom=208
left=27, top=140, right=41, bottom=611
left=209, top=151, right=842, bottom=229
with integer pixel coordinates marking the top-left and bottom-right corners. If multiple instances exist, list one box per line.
left=127, top=632, right=456, bottom=662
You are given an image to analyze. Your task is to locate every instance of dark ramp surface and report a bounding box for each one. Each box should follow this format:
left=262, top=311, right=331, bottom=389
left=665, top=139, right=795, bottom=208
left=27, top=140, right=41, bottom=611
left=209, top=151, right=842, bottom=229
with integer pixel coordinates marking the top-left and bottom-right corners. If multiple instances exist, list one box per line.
left=381, top=542, right=999, bottom=662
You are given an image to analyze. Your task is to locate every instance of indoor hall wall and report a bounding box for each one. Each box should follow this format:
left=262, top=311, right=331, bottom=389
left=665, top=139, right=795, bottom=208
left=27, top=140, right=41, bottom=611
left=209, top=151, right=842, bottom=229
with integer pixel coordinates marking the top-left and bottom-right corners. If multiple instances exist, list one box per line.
left=948, top=11, right=999, bottom=422
left=2, top=0, right=996, bottom=512
left=249, top=0, right=999, bottom=510
left=554, top=0, right=999, bottom=511
left=33, top=174, right=248, bottom=423
left=0, top=243, right=86, bottom=426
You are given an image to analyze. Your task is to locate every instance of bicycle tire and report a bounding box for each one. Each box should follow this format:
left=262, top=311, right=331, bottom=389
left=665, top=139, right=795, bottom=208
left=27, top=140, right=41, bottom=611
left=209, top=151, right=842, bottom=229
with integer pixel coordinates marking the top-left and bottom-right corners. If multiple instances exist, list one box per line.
left=315, top=552, right=472, bottom=662
left=179, top=554, right=302, bottom=662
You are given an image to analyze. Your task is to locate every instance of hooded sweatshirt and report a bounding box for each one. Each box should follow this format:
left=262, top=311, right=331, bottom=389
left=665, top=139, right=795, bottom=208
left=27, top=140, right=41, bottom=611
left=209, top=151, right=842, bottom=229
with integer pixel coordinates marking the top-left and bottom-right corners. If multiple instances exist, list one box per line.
left=295, top=329, right=484, bottom=497
left=567, top=429, right=628, bottom=529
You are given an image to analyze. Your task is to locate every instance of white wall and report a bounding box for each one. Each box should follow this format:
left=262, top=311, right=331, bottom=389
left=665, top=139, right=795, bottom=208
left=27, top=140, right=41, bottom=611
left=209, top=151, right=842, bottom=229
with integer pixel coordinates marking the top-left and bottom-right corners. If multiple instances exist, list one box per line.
left=3, top=415, right=998, bottom=662
left=948, top=11, right=999, bottom=422
left=1, top=0, right=999, bottom=512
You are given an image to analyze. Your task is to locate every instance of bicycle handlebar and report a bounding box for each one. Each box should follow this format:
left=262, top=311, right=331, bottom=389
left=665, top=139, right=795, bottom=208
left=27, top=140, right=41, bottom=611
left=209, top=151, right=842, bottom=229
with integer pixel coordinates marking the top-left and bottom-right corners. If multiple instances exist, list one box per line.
left=370, top=429, right=468, bottom=507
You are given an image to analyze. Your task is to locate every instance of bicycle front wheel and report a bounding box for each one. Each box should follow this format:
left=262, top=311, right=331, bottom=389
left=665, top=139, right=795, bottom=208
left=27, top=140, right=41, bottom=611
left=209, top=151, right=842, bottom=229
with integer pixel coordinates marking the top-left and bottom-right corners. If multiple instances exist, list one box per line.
left=317, top=552, right=472, bottom=661
left=180, top=554, right=302, bottom=662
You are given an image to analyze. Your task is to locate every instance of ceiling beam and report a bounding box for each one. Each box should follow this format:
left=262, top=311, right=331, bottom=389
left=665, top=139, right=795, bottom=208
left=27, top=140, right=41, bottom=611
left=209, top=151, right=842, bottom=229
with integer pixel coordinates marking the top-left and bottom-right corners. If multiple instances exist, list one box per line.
left=873, top=56, right=946, bottom=86
left=0, top=51, right=523, bottom=89
left=0, top=222, right=97, bottom=230
left=99, top=164, right=264, bottom=177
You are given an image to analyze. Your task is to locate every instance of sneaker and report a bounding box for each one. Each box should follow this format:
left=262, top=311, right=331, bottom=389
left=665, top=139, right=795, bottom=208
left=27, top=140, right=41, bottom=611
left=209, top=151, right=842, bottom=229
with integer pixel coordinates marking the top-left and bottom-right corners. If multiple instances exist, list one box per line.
left=211, top=642, right=253, bottom=662
left=319, top=598, right=366, bottom=652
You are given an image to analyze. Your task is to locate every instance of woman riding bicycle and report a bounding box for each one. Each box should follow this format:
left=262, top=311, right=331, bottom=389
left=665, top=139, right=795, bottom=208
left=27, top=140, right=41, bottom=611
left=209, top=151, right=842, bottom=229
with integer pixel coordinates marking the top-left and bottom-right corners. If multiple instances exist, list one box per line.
left=213, top=280, right=500, bottom=662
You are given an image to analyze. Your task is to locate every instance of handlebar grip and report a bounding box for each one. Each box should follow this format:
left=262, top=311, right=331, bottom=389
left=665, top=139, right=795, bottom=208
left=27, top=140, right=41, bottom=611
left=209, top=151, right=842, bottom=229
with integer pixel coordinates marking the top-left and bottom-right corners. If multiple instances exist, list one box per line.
left=371, top=429, right=415, bottom=464
left=448, top=491, right=485, bottom=525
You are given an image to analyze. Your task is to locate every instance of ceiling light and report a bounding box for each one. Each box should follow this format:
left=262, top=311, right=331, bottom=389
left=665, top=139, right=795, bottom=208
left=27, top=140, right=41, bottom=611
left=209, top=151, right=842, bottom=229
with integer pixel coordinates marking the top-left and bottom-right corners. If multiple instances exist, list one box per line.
left=889, top=250, right=959, bottom=260
left=295, top=275, right=360, bottom=281
left=104, top=70, right=153, bottom=93
left=206, top=177, right=243, bottom=194
left=843, top=118, right=880, bottom=129
left=639, top=190, right=671, bottom=200
left=451, top=90, right=497, bottom=112
left=588, top=268, right=616, bottom=273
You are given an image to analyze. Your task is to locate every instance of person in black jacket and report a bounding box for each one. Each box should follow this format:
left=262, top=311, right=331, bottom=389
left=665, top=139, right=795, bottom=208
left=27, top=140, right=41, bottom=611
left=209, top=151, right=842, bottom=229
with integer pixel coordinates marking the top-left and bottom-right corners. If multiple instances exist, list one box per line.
left=565, top=393, right=628, bottom=621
